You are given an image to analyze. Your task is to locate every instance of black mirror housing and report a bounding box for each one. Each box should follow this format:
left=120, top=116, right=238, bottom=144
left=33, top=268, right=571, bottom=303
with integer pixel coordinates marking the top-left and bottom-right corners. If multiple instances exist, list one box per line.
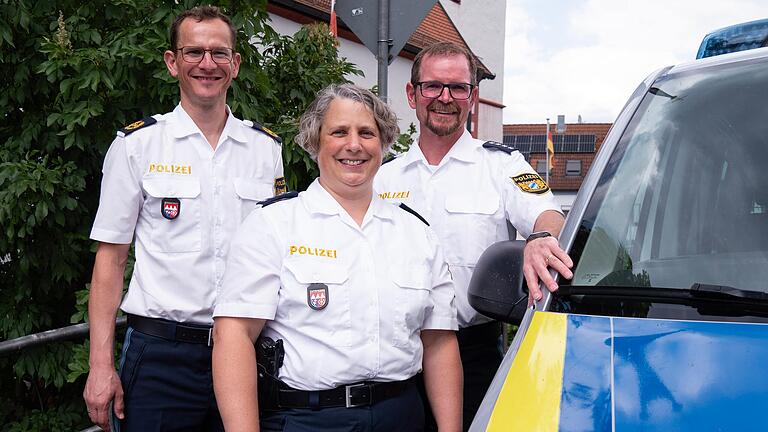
left=467, top=240, right=528, bottom=325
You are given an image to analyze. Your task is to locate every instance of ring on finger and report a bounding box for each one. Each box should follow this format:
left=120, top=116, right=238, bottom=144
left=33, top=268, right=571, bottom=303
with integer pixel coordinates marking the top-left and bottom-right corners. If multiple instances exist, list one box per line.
left=545, top=255, right=553, bottom=265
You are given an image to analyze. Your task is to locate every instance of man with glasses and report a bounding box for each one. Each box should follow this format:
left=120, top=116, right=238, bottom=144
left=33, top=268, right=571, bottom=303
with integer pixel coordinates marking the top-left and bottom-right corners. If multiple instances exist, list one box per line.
left=375, top=42, right=573, bottom=430
left=83, top=6, right=284, bottom=431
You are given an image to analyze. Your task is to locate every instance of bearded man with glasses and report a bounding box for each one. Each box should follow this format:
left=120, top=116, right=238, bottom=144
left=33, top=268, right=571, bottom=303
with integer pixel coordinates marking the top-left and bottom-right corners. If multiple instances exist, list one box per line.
left=374, top=42, right=573, bottom=431
left=83, top=6, right=285, bottom=432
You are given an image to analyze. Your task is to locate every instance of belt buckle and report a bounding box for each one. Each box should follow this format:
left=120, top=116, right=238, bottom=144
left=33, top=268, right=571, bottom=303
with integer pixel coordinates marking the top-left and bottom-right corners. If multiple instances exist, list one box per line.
left=207, top=328, right=213, bottom=347
left=345, top=383, right=367, bottom=408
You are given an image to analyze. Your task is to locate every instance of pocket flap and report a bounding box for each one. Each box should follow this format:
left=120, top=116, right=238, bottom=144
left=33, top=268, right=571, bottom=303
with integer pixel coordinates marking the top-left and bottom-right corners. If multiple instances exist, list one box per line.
left=445, top=193, right=499, bottom=215
left=283, top=259, right=349, bottom=285
left=233, top=177, right=273, bottom=201
left=392, top=263, right=428, bottom=290
left=143, top=177, right=200, bottom=199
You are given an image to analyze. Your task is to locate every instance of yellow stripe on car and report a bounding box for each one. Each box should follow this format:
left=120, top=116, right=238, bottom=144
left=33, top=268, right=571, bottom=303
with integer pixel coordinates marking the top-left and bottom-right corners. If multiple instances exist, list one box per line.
left=486, top=312, right=567, bottom=431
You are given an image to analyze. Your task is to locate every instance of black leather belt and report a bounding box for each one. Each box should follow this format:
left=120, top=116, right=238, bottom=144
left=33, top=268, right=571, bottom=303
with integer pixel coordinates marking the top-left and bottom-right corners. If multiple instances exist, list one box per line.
left=277, top=377, right=414, bottom=409
left=127, top=314, right=213, bottom=346
left=457, top=321, right=502, bottom=347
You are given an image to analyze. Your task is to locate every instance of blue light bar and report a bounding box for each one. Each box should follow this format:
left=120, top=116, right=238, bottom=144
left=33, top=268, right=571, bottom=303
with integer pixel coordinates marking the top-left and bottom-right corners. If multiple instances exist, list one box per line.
left=696, top=18, right=768, bottom=59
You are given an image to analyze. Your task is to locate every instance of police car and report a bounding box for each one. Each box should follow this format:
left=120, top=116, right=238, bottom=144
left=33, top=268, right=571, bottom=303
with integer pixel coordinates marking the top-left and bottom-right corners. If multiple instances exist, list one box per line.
left=468, top=47, right=768, bottom=430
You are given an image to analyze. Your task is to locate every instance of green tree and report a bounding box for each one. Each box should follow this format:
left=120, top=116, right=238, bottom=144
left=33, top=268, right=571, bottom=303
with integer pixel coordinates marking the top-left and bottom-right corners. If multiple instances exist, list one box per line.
left=389, top=122, right=417, bottom=157
left=0, top=1, right=359, bottom=429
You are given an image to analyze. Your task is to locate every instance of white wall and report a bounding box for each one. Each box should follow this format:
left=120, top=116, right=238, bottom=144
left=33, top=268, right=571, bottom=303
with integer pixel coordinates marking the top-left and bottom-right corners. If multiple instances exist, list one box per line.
left=440, top=0, right=506, bottom=141
left=478, top=101, right=503, bottom=142
left=267, top=13, right=419, bottom=136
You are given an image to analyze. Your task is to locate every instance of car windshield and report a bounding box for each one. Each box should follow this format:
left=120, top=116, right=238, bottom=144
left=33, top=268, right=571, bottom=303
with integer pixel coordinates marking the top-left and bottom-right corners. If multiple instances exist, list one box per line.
left=567, top=57, right=768, bottom=292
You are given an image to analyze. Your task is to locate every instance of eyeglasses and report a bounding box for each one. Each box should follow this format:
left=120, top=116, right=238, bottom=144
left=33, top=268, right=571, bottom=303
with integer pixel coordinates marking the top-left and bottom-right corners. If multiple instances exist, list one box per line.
left=415, top=81, right=474, bottom=100
left=176, top=46, right=234, bottom=64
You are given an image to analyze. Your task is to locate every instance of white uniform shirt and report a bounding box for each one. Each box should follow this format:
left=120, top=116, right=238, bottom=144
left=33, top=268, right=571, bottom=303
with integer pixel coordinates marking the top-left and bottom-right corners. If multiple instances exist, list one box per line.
left=374, top=129, right=560, bottom=328
left=214, top=179, right=457, bottom=391
left=90, top=104, right=284, bottom=325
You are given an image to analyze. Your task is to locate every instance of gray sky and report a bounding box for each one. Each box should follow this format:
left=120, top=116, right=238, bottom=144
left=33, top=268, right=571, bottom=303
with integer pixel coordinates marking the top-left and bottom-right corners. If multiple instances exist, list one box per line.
left=503, top=0, right=765, bottom=124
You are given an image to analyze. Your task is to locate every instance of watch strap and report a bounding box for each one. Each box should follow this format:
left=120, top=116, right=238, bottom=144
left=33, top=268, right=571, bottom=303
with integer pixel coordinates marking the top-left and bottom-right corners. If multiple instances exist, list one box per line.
left=526, top=231, right=553, bottom=243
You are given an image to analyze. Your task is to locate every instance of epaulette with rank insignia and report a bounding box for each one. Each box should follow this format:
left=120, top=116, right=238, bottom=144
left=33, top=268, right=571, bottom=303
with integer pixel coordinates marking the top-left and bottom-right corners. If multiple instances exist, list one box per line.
left=248, top=121, right=282, bottom=144
left=399, top=203, right=429, bottom=226
left=482, top=141, right=517, bottom=154
left=259, top=191, right=298, bottom=207
left=119, top=117, right=157, bottom=136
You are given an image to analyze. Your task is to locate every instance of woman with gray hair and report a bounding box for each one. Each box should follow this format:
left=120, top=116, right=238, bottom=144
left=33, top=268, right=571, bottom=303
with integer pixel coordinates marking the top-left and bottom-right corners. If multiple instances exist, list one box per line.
left=212, top=84, right=462, bottom=431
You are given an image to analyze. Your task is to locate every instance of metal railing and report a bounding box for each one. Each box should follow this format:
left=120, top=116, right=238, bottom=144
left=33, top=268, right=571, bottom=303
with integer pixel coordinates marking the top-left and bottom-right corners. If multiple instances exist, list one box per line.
left=0, top=318, right=128, bottom=431
left=0, top=317, right=126, bottom=356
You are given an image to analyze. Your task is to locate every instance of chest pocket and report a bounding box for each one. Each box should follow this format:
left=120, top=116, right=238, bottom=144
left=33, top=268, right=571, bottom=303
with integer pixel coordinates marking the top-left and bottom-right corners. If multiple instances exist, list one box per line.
left=444, top=193, right=502, bottom=266
left=142, top=177, right=201, bottom=253
left=392, top=262, right=431, bottom=348
left=233, top=177, right=274, bottom=221
left=282, top=260, right=352, bottom=347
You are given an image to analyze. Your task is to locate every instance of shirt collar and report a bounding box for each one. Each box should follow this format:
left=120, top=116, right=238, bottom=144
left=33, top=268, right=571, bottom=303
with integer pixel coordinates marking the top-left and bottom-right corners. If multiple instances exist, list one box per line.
left=170, top=104, right=246, bottom=143
left=401, top=140, right=428, bottom=167
left=445, top=129, right=480, bottom=163
left=170, top=104, right=201, bottom=139
left=401, top=128, right=479, bottom=168
left=303, top=179, right=396, bottom=222
left=223, top=108, right=249, bottom=143
left=369, top=190, right=397, bottom=222
left=302, top=179, right=341, bottom=216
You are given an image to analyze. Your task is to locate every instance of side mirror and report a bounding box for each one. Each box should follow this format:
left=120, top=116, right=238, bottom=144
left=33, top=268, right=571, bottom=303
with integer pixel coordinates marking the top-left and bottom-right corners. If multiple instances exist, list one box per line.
left=467, top=240, right=528, bottom=325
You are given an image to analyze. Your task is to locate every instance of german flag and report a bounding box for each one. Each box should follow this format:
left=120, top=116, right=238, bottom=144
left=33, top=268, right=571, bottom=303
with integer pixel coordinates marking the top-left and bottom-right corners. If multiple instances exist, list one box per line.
left=547, top=129, right=556, bottom=170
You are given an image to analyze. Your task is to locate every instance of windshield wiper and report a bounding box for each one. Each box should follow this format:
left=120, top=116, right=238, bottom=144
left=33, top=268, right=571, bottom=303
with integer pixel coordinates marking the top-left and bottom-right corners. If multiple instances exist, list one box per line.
left=556, top=284, right=768, bottom=319
left=648, top=86, right=678, bottom=100
left=690, top=283, right=768, bottom=301
left=559, top=283, right=768, bottom=305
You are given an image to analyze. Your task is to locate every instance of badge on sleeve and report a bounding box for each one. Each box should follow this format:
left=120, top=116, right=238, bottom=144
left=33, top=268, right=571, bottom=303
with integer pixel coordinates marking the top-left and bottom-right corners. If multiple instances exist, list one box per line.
left=511, top=173, right=550, bottom=194
left=307, top=283, right=328, bottom=310
left=161, top=198, right=181, bottom=220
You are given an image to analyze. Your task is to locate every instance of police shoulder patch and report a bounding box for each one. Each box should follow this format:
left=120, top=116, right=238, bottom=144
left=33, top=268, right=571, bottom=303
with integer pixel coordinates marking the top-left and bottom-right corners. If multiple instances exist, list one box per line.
left=250, top=121, right=282, bottom=144
left=260, top=191, right=298, bottom=207
left=274, top=177, right=288, bottom=195
left=482, top=141, right=517, bottom=154
left=399, top=203, right=429, bottom=226
left=511, top=173, right=550, bottom=194
left=119, top=116, right=157, bottom=136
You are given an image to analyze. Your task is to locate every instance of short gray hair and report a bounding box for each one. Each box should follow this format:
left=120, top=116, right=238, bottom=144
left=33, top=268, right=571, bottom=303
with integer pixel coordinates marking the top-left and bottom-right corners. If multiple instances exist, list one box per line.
left=296, top=84, right=400, bottom=160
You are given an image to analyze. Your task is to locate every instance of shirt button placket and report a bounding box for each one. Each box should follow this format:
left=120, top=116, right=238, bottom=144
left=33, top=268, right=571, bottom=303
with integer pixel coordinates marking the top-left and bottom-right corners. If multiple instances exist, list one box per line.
left=212, top=157, right=223, bottom=291
left=362, top=238, right=380, bottom=376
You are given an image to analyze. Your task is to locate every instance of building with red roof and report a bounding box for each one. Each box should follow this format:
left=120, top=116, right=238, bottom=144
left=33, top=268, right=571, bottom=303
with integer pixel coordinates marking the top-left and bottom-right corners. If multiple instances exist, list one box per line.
left=267, top=0, right=506, bottom=141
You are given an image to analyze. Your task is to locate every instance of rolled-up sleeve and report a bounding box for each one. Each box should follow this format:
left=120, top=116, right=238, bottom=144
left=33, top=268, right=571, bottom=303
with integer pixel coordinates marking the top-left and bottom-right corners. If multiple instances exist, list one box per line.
left=214, top=209, right=283, bottom=319
left=422, top=228, right=458, bottom=331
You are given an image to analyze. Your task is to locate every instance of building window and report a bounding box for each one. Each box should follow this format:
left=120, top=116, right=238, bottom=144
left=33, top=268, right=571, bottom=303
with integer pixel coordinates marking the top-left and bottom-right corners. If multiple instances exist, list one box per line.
left=565, top=160, right=582, bottom=176
left=536, top=161, right=547, bottom=177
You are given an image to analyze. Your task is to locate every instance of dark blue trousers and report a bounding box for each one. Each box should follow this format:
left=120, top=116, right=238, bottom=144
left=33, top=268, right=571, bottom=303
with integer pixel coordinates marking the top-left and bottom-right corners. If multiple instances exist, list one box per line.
left=114, top=327, right=224, bottom=432
left=418, top=322, right=502, bottom=431
left=458, top=326, right=502, bottom=431
left=260, top=381, right=425, bottom=432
